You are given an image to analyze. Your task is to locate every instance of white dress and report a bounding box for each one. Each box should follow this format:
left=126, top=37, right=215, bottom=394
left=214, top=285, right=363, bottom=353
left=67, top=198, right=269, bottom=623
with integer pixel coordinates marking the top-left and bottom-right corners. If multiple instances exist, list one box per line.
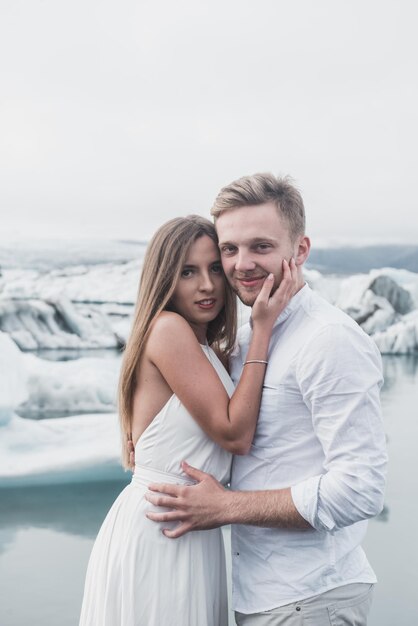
left=79, top=345, right=234, bottom=626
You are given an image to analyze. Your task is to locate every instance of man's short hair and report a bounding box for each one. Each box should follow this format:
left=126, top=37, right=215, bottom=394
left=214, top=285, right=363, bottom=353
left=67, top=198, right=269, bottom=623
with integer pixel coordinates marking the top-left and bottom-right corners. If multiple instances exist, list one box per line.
left=211, top=172, right=305, bottom=241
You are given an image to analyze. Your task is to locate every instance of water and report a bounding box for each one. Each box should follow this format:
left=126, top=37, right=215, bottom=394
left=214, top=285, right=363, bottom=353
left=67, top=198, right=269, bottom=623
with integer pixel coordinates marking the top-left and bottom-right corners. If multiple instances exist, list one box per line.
left=0, top=482, right=127, bottom=626
left=0, top=355, right=417, bottom=626
left=364, top=355, right=418, bottom=625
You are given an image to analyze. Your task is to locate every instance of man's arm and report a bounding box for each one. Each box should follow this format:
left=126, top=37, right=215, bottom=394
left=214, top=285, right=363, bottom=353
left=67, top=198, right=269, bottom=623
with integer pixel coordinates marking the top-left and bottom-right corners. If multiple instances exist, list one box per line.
left=290, top=324, right=387, bottom=532
left=145, top=461, right=310, bottom=538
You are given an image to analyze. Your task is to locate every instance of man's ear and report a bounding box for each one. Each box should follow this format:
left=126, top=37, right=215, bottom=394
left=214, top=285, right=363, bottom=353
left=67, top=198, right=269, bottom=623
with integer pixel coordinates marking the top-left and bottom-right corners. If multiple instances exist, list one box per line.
left=294, top=236, right=311, bottom=266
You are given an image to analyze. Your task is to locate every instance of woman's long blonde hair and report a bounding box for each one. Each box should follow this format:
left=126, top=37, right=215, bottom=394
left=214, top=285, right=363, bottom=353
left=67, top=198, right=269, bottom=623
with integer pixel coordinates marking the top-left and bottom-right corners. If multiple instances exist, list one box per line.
left=119, top=215, right=237, bottom=468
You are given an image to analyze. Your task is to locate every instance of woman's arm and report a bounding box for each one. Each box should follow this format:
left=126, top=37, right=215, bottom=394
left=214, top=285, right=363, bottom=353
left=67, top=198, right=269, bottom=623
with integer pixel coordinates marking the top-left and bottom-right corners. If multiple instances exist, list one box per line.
left=146, top=260, right=297, bottom=454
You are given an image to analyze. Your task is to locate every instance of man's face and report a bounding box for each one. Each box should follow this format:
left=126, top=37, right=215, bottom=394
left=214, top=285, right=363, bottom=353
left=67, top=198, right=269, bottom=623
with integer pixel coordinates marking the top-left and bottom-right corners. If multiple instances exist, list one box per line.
left=216, top=202, right=304, bottom=306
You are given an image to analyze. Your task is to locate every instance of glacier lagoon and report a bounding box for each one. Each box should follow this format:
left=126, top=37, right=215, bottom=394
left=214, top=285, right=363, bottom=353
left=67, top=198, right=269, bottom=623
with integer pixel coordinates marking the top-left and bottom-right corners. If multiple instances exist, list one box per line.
left=1, top=241, right=418, bottom=624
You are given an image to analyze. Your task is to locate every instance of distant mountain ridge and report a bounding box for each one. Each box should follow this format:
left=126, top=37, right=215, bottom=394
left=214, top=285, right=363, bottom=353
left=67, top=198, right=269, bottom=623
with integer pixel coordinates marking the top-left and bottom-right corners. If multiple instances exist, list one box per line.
left=0, top=239, right=147, bottom=271
left=2, top=240, right=418, bottom=275
left=307, top=245, right=418, bottom=274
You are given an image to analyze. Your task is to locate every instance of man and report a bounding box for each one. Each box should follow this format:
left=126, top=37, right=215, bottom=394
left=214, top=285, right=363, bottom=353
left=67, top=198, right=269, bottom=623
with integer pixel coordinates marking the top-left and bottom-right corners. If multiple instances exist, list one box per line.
left=142, top=173, right=388, bottom=625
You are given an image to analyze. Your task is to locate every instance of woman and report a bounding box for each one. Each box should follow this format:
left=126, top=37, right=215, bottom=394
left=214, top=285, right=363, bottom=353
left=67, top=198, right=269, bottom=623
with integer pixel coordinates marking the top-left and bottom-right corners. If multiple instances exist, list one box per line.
left=79, top=215, right=296, bottom=626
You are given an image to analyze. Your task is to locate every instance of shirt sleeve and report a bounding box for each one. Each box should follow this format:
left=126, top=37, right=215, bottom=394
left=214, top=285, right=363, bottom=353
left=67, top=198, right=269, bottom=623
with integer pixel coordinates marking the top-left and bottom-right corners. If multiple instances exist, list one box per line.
left=290, top=323, right=388, bottom=532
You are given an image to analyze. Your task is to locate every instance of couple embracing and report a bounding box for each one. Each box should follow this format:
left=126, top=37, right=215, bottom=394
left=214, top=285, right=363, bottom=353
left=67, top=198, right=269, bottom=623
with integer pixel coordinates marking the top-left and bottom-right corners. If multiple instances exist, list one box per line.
left=80, top=173, right=387, bottom=626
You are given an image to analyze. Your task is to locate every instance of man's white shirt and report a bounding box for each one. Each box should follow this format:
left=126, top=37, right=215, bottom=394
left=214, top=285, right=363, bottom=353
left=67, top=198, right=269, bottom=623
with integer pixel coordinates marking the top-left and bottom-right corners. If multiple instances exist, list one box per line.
left=229, top=284, right=387, bottom=614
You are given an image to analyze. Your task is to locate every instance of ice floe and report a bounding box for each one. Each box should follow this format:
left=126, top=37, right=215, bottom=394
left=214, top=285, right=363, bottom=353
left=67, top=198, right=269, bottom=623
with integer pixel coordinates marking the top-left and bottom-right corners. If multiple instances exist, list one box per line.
left=18, top=353, right=120, bottom=419
left=0, top=260, right=139, bottom=349
left=0, top=332, right=123, bottom=485
left=0, top=332, right=28, bottom=426
left=0, top=412, right=124, bottom=487
left=334, top=269, right=418, bottom=353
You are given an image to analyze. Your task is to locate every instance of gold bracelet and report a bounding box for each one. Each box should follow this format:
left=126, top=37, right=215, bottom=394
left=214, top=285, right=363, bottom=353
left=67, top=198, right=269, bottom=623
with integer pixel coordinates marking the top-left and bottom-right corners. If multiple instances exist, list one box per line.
left=243, top=359, right=268, bottom=366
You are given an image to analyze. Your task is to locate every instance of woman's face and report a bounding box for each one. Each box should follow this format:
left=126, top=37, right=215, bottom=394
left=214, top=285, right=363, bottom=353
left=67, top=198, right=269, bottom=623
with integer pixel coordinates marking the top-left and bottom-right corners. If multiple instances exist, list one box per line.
left=170, top=235, right=226, bottom=343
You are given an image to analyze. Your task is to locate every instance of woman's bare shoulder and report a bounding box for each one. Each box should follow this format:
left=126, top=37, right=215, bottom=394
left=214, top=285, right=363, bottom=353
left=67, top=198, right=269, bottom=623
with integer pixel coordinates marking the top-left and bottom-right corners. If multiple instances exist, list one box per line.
left=147, top=311, right=198, bottom=352
left=150, top=310, right=193, bottom=335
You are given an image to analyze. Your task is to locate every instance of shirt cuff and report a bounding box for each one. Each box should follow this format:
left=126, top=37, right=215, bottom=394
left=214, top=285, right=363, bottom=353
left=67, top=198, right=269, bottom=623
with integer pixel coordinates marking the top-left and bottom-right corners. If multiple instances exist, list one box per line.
left=291, top=475, right=336, bottom=532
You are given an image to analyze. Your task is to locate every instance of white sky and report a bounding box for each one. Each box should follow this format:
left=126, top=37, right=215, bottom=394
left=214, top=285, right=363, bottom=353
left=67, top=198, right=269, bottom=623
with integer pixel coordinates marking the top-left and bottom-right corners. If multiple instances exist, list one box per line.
left=1, top=0, right=417, bottom=244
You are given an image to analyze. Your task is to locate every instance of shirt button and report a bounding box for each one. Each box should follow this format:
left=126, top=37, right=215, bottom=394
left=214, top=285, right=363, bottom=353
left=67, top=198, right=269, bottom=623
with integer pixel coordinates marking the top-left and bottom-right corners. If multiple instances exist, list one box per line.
left=295, top=606, right=301, bottom=612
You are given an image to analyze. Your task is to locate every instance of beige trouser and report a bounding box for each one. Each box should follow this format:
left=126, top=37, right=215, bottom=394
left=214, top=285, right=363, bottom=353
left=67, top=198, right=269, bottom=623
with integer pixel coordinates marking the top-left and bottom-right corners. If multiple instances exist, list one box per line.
left=235, top=582, right=374, bottom=626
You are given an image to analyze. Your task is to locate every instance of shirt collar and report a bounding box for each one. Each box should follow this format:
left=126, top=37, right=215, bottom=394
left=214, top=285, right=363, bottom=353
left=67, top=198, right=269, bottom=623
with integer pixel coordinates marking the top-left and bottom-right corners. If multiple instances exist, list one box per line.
left=249, top=283, right=311, bottom=330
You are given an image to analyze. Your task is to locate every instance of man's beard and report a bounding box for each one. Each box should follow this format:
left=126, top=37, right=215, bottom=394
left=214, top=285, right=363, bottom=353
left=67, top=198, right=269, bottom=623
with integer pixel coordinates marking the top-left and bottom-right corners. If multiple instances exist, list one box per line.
left=233, top=286, right=258, bottom=307
left=232, top=274, right=281, bottom=307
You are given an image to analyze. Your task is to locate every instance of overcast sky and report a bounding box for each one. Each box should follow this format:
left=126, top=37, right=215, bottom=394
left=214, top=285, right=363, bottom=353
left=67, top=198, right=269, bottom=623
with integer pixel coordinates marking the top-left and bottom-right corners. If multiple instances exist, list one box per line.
left=1, top=0, right=417, bottom=245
